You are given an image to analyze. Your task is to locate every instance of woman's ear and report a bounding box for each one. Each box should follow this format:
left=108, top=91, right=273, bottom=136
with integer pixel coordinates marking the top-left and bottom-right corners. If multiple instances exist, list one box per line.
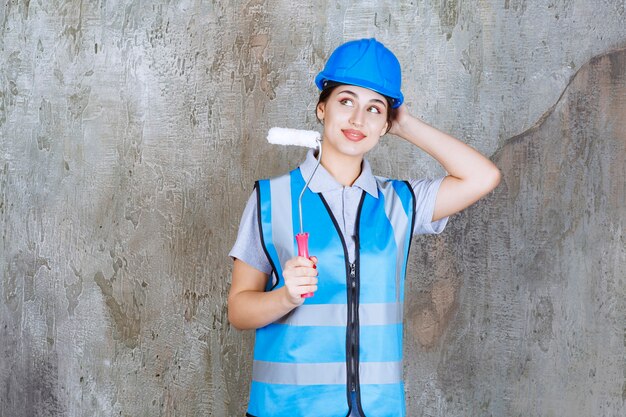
left=316, top=102, right=325, bottom=122
left=380, top=122, right=389, bottom=136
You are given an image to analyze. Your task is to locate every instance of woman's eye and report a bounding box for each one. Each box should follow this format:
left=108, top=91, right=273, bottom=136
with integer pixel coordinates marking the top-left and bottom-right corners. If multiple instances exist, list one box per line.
left=339, top=98, right=353, bottom=106
left=368, top=106, right=381, bottom=114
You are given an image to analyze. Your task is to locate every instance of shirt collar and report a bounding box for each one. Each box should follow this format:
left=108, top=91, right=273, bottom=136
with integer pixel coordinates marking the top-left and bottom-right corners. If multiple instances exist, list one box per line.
left=299, top=149, right=379, bottom=198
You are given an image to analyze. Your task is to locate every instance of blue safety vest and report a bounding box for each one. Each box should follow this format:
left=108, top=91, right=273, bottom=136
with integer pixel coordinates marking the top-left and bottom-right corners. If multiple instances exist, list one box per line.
left=247, top=168, right=416, bottom=417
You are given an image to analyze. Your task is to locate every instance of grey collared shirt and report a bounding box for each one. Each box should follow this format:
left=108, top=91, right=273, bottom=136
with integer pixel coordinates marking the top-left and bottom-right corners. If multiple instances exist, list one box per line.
left=229, top=150, right=448, bottom=274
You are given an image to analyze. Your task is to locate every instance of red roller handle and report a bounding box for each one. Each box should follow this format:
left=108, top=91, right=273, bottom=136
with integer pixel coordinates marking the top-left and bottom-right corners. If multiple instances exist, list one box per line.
left=296, top=233, right=314, bottom=298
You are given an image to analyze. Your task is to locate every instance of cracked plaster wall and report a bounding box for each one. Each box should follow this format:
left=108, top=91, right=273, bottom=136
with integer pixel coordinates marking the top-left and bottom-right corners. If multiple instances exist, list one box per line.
left=1, top=1, right=625, bottom=416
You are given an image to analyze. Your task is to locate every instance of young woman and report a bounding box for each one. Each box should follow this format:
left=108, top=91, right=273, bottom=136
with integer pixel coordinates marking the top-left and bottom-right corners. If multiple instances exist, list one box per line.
left=228, top=38, right=500, bottom=417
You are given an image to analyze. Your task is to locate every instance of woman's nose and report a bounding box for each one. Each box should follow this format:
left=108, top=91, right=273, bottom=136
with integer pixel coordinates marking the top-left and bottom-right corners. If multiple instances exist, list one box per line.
left=349, top=108, right=365, bottom=127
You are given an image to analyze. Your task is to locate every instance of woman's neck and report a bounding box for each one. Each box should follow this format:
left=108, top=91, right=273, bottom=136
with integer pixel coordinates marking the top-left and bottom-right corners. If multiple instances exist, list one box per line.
left=320, top=151, right=363, bottom=186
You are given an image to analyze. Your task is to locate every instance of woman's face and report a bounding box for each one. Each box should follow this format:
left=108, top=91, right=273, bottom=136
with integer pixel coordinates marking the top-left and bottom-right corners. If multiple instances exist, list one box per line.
left=316, top=84, right=389, bottom=161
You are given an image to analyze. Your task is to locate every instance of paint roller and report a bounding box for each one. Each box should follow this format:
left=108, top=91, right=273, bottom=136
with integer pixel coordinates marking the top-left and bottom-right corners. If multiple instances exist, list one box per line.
left=267, top=127, right=322, bottom=298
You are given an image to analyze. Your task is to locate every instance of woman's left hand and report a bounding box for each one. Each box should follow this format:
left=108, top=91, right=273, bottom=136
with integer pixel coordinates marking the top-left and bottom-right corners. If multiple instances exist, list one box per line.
left=387, top=104, right=411, bottom=138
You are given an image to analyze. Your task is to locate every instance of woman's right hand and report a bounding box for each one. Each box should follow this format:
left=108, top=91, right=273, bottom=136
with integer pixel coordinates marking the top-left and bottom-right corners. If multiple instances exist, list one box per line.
left=282, top=256, right=319, bottom=306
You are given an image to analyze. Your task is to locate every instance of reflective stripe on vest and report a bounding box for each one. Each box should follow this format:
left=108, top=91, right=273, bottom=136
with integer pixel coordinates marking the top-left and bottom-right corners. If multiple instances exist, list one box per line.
left=249, top=168, right=415, bottom=417
left=252, top=360, right=402, bottom=385
left=275, top=302, right=403, bottom=326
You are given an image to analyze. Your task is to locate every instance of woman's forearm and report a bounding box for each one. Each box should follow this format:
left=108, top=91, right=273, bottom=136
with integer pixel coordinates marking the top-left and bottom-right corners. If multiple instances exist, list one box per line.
left=228, top=258, right=317, bottom=330
left=391, top=111, right=501, bottom=220
left=396, top=115, right=499, bottom=183
left=228, top=286, right=297, bottom=330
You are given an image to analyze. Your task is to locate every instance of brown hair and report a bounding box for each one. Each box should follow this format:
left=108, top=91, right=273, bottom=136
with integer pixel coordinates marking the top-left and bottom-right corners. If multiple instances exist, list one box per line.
left=316, top=82, right=398, bottom=134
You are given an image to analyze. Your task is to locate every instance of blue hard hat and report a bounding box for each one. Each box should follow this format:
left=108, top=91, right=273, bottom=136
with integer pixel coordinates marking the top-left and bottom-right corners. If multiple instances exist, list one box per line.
left=315, top=38, right=404, bottom=108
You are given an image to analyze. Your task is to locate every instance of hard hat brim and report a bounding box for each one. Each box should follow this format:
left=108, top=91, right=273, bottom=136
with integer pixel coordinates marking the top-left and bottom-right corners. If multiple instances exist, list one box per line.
left=315, top=72, right=404, bottom=108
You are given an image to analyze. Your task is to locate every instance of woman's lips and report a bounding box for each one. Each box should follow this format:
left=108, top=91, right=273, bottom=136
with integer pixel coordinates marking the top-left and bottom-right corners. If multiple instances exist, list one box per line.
left=342, top=129, right=366, bottom=141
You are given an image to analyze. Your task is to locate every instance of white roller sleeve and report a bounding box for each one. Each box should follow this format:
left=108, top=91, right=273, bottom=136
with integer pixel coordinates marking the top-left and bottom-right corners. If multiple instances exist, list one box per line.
left=267, top=127, right=320, bottom=149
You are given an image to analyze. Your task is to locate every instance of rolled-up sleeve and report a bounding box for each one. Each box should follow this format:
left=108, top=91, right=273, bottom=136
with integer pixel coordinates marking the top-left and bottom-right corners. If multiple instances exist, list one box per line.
left=228, top=190, right=273, bottom=275
left=409, top=177, right=448, bottom=235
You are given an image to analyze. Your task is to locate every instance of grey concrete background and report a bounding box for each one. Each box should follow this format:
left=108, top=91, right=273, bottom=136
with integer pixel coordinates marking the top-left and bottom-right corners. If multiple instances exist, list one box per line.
left=1, top=1, right=624, bottom=416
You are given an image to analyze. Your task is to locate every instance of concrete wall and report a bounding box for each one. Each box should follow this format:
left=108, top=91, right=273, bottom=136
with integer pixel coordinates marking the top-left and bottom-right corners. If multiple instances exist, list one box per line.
left=1, top=1, right=624, bottom=416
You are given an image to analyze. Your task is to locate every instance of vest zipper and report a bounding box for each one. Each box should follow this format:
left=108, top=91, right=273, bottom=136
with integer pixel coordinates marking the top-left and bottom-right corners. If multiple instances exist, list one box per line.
left=348, top=230, right=363, bottom=415
left=348, top=261, right=357, bottom=393
left=317, top=192, right=366, bottom=416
